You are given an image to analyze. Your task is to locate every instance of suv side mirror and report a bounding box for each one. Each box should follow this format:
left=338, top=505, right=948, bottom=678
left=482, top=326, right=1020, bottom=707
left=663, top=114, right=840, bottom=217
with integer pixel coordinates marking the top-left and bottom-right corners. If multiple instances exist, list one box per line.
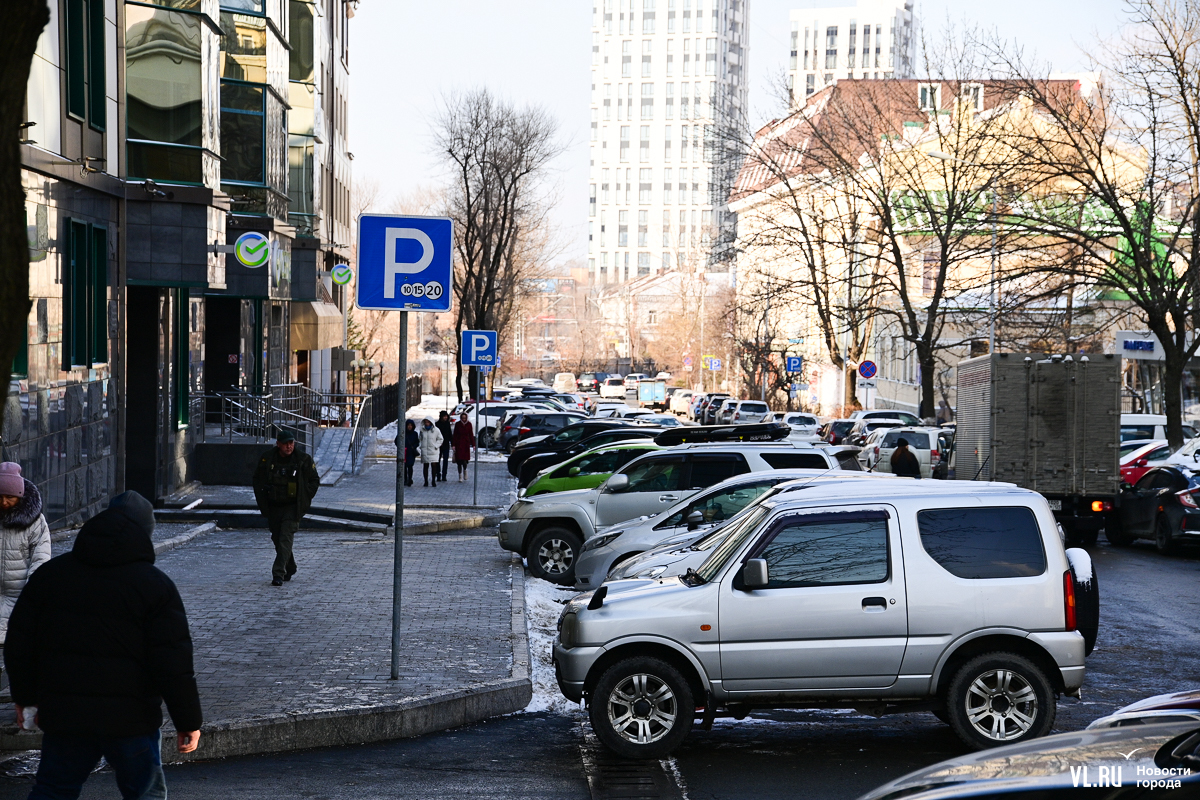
left=606, top=473, right=630, bottom=492
left=686, top=510, right=704, bottom=531
left=742, top=558, right=769, bottom=590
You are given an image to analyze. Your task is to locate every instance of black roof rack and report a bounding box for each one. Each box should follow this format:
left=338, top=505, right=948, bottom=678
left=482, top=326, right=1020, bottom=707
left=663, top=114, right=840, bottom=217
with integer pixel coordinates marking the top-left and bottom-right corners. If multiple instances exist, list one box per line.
left=653, top=421, right=792, bottom=447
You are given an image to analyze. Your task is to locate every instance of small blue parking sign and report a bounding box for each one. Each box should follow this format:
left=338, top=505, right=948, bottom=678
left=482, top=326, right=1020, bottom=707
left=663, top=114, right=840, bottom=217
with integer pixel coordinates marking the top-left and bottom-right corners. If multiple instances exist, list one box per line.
left=461, top=330, right=498, bottom=367
left=786, top=356, right=803, bottom=373
left=356, top=214, right=452, bottom=312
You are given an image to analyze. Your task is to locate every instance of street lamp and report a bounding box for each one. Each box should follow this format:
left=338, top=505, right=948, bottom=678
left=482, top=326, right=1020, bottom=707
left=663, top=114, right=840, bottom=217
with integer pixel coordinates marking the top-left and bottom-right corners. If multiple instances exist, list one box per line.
left=926, top=150, right=999, bottom=354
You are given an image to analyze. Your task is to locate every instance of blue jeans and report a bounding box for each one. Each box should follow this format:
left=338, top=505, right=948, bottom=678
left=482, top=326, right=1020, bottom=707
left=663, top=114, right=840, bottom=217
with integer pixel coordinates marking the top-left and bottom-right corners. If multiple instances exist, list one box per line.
left=29, top=730, right=166, bottom=800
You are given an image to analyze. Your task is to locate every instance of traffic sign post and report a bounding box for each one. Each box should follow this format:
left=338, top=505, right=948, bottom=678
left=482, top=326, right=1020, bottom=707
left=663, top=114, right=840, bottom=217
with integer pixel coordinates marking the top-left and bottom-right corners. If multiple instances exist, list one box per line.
left=858, top=361, right=877, bottom=409
left=460, top=331, right=497, bottom=506
left=356, top=213, right=453, bottom=681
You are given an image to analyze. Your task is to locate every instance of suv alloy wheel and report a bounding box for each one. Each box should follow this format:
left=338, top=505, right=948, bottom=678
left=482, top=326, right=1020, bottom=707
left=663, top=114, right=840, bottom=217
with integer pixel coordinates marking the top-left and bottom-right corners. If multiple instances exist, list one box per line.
left=945, top=652, right=1055, bottom=749
left=590, top=656, right=694, bottom=759
left=1155, top=514, right=1179, bottom=555
left=526, top=527, right=582, bottom=584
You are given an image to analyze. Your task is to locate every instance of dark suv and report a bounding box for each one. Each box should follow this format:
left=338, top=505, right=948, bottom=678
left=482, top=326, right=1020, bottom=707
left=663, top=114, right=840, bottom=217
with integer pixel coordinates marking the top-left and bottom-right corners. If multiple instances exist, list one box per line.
left=499, top=411, right=587, bottom=453
left=508, top=419, right=642, bottom=477
left=577, top=372, right=605, bottom=393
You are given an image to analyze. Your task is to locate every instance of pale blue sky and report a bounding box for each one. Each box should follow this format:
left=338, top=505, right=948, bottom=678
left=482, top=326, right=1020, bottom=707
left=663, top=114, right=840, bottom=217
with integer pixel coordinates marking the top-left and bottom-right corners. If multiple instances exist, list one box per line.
left=351, top=1, right=1129, bottom=266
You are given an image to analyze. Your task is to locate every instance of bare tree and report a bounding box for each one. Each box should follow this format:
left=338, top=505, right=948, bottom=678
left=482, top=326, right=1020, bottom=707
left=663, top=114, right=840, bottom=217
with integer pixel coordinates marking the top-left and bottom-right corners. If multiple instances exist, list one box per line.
left=991, top=0, right=1200, bottom=446
left=433, top=89, right=563, bottom=400
left=1, top=0, right=50, bottom=430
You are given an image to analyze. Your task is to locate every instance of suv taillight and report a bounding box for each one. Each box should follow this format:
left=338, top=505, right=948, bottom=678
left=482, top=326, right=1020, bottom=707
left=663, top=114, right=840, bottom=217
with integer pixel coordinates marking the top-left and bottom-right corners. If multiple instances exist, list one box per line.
left=733, top=412, right=740, bottom=420
left=1063, top=570, right=1077, bottom=631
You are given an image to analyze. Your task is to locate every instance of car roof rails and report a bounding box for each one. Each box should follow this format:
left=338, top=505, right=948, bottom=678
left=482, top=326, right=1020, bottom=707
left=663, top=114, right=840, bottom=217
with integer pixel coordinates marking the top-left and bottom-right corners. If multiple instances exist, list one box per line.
left=652, top=421, right=792, bottom=447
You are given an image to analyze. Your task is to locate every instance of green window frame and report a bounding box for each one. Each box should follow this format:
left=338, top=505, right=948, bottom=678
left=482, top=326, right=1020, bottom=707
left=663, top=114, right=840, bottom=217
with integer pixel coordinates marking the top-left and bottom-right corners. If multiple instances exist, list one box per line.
left=65, top=0, right=106, bottom=130
left=175, top=289, right=190, bottom=426
left=63, top=219, right=108, bottom=369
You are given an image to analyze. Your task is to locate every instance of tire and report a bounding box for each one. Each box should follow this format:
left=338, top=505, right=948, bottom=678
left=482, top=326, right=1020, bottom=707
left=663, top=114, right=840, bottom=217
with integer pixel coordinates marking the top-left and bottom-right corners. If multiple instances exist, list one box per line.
left=1155, top=514, right=1179, bottom=555
left=477, top=427, right=496, bottom=448
left=931, top=709, right=951, bottom=725
left=1067, top=549, right=1100, bottom=657
left=506, top=438, right=519, bottom=455
left=944, top=652, right=1056, bottom=750
left=1104, top=514, right=1136, bottom=546
left=526, top=526, right=583, bottom=585
left=589, top=656, right=694, bottom=759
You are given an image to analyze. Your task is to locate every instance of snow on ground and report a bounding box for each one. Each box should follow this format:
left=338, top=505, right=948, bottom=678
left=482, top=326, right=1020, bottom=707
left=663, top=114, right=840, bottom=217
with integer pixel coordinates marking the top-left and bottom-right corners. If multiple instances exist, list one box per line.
left=523, top=571, right=586, bottom=717
left=375, top=421, right=398, bottom=457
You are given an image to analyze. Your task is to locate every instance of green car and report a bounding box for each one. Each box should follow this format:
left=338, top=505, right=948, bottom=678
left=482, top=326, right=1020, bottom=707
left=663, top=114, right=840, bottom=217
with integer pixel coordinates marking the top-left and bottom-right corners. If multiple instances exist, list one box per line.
left=523, top=442, right=663, bottom=497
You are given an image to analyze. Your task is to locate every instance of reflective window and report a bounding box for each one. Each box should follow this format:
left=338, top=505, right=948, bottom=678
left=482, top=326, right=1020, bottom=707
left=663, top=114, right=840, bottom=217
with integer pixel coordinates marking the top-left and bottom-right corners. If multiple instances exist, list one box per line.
left=760, top=453, right=829, bottom=470
left=662, top=480, right=776, bottom=527
left=917, top=508, right=1046, bottom=579
left=758, top=515, right=889, bottom=588
left=564, top=449, right=625, bottom=477
left=220, top=0, right=266, bottom=15
left=221, top=82, right=265, bottom=183
left=882, top=431, right=930, bottom=449
left=220, top=13, right=267, bottom=82
left=687, top=456, right=749, bottom=488
left=622, top=457, right=685, bottom=492
left=289, top=1, right=315, bottom=82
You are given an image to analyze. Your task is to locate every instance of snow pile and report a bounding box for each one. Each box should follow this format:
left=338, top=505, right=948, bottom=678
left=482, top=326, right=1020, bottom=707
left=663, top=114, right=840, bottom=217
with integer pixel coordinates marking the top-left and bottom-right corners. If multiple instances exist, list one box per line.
left=523, top=572, right=586, bottom=716
left=1066, top=547, right=1093, bottom=586
left=375, top=421, right=398, bottom=457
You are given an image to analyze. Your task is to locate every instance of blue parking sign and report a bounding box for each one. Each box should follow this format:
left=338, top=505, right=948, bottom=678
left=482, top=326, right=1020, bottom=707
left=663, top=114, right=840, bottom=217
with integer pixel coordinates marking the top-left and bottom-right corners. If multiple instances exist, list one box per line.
left=461, top=330, right=498, bottom=367
left=356, top=215, right=452, bottom=312
left=786, top=356, right=803, bottom=373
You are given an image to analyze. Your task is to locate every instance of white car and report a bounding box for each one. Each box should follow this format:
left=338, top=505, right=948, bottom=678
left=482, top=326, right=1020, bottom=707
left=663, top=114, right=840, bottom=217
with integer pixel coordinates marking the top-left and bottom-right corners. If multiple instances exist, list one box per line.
left=599, top=377, right=627, bottom=398
left=669, top=389, right=694, bottom=415
left=778, top=412, right=820, bottom=440
left=553, top=393, right=587, bottom=412
left=623, top=373, right=648, bottom=389
left=552, top=372, right=577, bottom=393
left=591, top=401, right=631, bottom=418
left=729, top=400, right=771, bottom=424
left=851, top=409, right=923, bottom=426
left=866, top=426, right=944, bottom=478
left=1121, top=413, right=1198, bottom=442
left=635, top=413, right=684, bottom=427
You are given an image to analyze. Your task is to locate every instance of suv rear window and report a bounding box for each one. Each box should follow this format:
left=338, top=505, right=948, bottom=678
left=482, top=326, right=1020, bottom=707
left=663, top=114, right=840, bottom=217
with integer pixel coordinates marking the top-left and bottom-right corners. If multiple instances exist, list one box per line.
left=760, top=453, right=829, bottom=470
left=917, top=508, right=1046, bottom=579
left=740, top=402, right=768, bottom=413
left=882, top=431, right=930, bottom=449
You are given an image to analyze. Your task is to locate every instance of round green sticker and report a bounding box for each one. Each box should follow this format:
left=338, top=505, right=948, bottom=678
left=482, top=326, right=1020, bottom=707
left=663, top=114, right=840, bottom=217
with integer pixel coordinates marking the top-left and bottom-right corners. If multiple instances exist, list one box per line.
left=331, top=265, right=353, bottom=285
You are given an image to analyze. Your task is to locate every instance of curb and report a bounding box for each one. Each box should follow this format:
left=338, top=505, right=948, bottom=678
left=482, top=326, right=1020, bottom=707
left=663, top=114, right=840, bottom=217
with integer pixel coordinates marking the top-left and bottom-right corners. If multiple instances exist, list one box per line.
left=160, top=554, right=531, bottom=763
left=396, top=514, right=503, bottom=535
left=154, top=522, right=219, bottom=556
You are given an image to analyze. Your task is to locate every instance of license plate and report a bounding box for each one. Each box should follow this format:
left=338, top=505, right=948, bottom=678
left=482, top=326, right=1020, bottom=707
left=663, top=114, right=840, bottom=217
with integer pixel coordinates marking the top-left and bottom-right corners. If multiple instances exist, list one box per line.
left=1046, top=499, right=1062, bottom=511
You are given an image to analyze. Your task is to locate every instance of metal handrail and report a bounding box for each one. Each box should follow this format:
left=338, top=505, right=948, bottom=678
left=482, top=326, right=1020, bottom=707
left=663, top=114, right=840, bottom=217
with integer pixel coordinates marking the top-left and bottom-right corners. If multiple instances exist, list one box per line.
left=349, top=394, right=374, bottom=473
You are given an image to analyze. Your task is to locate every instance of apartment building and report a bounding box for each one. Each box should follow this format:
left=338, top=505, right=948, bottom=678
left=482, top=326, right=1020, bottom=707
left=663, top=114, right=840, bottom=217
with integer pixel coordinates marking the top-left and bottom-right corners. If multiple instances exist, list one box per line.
left=588, top=0, right=749, bottom=284
left=789, top=0, right=914, bottom=103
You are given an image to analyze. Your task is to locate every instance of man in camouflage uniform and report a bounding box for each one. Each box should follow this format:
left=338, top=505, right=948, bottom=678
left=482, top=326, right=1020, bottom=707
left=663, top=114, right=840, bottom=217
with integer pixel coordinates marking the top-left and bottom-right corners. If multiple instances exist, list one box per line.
left=252, top=430, right=320, bottom=586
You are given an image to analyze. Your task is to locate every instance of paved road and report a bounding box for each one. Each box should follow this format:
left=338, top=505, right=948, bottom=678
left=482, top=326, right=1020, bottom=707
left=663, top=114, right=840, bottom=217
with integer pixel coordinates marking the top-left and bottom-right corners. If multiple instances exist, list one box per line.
left=3, top=538, right=1196, bottom=799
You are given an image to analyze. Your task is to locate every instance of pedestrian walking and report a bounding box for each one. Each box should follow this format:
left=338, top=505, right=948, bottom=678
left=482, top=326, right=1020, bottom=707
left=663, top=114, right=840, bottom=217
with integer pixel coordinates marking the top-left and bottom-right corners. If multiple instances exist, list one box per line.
left=890, top=437, right=923, bottom=479
left=435, top=410, right=453, bottom=482
left=6, top=491, right=203, bottom=800
left=418, top=417, right=444, bottom=487
left=402, top=420, right=418, bottom=487
left=252, top=430, right=320, bottom=587
left=451, top=412, right=475, bottom=482
left=0, top=463, right=50, bottom=691
left=936, top=399, right=953, bottom=426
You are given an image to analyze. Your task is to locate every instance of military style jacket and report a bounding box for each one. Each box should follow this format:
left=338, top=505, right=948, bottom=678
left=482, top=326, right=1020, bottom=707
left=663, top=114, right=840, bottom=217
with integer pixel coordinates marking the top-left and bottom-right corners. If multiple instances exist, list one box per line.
left=252, top=447, right=320, bottom=515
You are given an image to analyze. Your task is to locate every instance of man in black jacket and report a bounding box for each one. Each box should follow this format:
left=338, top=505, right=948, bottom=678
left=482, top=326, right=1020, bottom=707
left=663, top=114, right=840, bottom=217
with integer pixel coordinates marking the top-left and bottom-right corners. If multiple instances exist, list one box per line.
left=890, top=437, right=923, bottom=479
left=252, top=429, right=320, bottom=586
left=6, top=491, right=202, bottom=800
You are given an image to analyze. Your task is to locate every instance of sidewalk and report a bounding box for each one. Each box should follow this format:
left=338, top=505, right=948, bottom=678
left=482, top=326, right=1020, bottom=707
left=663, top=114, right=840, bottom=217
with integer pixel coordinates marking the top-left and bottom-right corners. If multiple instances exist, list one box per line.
left=1, top=525, right=530, bottom=763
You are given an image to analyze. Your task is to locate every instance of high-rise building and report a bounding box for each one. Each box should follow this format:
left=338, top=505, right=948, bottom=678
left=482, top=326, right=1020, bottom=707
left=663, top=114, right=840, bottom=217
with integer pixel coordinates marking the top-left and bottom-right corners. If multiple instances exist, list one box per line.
left=588, top=0, right=749, bottom=284
left=789, top=0, right=914, bottom=103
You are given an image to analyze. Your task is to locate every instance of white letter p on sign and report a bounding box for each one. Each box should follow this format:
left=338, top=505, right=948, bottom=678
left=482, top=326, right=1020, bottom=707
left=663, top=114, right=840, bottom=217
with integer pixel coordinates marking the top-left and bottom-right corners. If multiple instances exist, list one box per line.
left=383, top=228, right=434, bottom=298
left=470, top=334, right=490, bottom=362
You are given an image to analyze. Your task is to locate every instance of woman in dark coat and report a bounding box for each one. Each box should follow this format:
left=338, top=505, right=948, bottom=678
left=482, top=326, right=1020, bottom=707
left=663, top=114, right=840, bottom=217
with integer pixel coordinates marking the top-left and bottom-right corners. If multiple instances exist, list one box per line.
left=435, top=411, right=454, bottom=482
left=402, top=420, right=418, bottom=487
left=451, top=412, right=475, bottom=482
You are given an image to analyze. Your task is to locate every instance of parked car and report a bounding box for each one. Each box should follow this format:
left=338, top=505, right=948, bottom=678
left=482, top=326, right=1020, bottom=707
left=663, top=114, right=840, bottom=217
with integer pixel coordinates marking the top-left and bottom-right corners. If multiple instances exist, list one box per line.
left=498, top=436, right=829, bottom=584
left=703, top=395, right=733, bottom=425
left=552, top=393, right=588, bottom=412
left=574, top=469, right=888, bottom=589
left=599, top=377, right=627, bottom=398
left=776, top=412, right=820, bottom=440
left=931, top=428, right=955, bottom=480
left=497, top=410, right=587, bottom=453
left=1087, top=688, right=1200, bottom=729
left=590, top=401, right=630, bottom=418
left=851, top=409, right=922, bottom=425
left=845, top=418, right=904, bottom=447
left=554, top=481, right=1096, bottom=758
left=635, top=414, right=685, bottom=428
left=690, top=392, right=725, bottom=422
left=859, top=721, right=1200, bottom=800
left=451, top=401, right=540, bottom=448
left=524, top=441, right=662, bottom=497
left=866, top=427, right=945, bottom=479
left=517, top=427, right=663, bottom=488
left=1121, top=413, right=1198, bottom=442
left=552, top=372, right=578, bottom=393
left=611, top=406, right=654, bottom=419
left=507, top=419, right=642, bottom=478
left=1110, top=465, right=1200, bottom=553
left=1160, top=434, right=1200, bottom=470
left=1119, top=439, right=1171, bottom=484
left=729, top=400, right=771, bottom=424
left=623, top=373, right=648, bottom=390
left=669, top=389, right=695, bottom=415
left=576, top=372, right=603, bottom=393
left=820, top=418, right=857, bottom=445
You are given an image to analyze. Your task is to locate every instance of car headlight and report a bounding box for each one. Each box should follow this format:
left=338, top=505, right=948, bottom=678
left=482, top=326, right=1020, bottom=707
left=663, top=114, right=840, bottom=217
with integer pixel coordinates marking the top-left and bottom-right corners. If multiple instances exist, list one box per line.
left=558, top=611, right=579, bottom=649
left=624, top=564, right=667, bottom=579
left=582, top=531, right=623, bottom=552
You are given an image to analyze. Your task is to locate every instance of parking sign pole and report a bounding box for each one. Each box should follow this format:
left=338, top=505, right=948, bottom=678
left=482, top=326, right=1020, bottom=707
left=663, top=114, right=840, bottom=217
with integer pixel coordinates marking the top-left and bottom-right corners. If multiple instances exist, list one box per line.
left=391, top=310, right=408, bottom=681
left=473, top=367, right=485, bottom=506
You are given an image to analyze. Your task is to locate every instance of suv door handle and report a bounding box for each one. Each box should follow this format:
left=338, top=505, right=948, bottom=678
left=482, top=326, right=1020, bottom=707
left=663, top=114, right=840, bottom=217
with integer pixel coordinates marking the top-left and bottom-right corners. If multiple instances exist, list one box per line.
left=862, top=596, right=887, bottom=612
left=659, top=494, right=679, bottom=502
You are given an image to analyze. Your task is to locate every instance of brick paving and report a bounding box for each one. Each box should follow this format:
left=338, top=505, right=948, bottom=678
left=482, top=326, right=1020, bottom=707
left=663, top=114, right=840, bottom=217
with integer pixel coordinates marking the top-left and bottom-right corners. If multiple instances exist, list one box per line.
left=154, top=527, right=517, bottom=728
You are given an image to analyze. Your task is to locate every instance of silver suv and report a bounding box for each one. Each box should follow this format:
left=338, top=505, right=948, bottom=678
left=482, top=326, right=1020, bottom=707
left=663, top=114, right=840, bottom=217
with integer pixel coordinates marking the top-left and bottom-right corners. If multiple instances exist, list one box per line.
left=554, top=481, right=1095, bottom=758
left=498, top=441, right=848, bottom=584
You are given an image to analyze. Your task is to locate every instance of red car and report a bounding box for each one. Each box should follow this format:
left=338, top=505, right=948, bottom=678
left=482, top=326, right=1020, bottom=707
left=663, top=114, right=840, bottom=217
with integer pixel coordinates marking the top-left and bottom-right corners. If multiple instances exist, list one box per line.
left=1119, top=439, right=1171, bottom=484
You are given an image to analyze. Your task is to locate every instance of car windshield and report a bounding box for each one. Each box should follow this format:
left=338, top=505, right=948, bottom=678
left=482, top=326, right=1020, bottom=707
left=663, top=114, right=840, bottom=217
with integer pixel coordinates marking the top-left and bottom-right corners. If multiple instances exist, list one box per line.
left=831, top=421, right=855, bottom=434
